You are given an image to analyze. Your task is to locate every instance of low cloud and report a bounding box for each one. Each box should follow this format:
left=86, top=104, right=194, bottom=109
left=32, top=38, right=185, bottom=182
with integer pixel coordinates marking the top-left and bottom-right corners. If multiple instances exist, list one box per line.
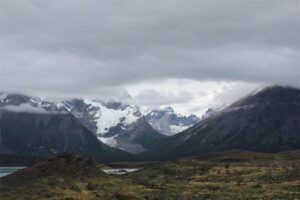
left=134, top=89, right=193, bottom=106
left=1, top=0, right=299, bottom=98
left=1, top=103, right=64, bottom=114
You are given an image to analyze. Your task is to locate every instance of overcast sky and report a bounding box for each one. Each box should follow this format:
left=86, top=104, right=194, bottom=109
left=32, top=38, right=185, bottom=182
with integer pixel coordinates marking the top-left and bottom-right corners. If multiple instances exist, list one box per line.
left=0, top=0, right=299, bottom=115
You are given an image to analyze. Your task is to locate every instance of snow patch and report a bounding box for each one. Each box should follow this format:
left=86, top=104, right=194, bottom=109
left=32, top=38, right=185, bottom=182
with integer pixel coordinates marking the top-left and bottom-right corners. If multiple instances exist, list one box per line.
left=0, top=93, right=7, bottom=103
left=98, top=136, right=117, bottom=148
left=169, top=125, right=190, bottom=134
left=84, top=99, right=140, bottom=135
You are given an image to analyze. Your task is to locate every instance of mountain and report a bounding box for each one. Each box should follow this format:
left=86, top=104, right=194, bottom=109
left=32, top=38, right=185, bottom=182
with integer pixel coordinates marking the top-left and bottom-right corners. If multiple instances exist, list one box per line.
left=145, top=107, right=200, bottom=136
left=62, top=98, right=165, bottom=153
left=99, top=117, right=166, bottom=154
left=0, top=110, right=132, bottom=162
left=0, top=93, right=65, bottom=112
left=0, top=154, right=46, bottom=167
left=145, top=86, right=300, bottom=159
left=0, top=94, right=132, bottom=162
left=0, top=93, right=165, bottom=155
left=200, top=106, right=223, bottom=120
left=63, top=98, right=142, bottom=137
left=0, top=94, right=143, bottom=139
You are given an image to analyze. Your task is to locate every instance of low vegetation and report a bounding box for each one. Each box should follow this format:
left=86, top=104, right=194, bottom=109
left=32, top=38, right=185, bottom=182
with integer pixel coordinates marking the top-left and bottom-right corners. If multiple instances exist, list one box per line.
left=0, top=151, right=299, bottom=200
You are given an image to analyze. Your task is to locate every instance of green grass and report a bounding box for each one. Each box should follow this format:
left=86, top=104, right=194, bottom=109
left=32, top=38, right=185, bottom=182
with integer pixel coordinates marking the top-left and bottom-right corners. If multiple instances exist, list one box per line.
left=1, top=150, right=300, bottom=200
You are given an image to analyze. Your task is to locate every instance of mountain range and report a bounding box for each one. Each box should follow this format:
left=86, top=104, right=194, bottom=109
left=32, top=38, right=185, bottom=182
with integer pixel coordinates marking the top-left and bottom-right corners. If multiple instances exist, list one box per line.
left=0, top=93, right=197, bottom=155
left=0, top=86, right=299, bottom=163
left=145, top=107, right=200, bottom=136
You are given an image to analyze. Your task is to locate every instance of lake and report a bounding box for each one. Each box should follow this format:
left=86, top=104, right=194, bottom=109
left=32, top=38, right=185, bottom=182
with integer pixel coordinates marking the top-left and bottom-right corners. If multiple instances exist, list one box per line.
left=0, top=167, right=138, bottom=177
left=0, top=167, right=25, bottom=177
left=102, top=168, right=139, bottom=175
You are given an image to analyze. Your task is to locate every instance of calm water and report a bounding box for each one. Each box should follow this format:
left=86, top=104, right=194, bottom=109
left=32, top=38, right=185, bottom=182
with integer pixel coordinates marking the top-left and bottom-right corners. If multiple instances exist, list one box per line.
left=0, top=167, right=25, bottom=177
left=0, top=167, right=137, bottom=177
left=102, top=168, right=139, bottom=175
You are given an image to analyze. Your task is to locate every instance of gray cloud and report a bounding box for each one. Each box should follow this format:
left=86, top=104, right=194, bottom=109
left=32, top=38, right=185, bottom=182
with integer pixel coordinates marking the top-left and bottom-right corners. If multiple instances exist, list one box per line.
left=1, top=103, right=64, bottom=114
left=134, top=89, right=193, bottom=106
left=0, top=0, right=299, bottom=97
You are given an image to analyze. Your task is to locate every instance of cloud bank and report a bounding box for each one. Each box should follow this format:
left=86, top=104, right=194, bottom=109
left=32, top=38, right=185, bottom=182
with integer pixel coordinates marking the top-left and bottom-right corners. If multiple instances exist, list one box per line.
left=0, top=0, right=299, bottom=98
left=1, top=103, right=58, bottom=114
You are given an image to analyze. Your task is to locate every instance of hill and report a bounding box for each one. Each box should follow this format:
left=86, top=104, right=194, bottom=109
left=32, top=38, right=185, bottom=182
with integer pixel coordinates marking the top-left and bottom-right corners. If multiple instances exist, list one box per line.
left=1, top=150, right=299, bottom=199
left=144, top=86, right=300, bottom=159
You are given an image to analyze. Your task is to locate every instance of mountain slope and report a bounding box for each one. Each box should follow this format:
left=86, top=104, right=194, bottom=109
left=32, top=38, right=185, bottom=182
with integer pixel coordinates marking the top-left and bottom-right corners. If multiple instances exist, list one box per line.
left=145, top=107, right=200, bottom=135
left=0, top=108, right=132, bottom=162
left=63, top=99, right=165, bottom=153
left=101, top=117, right=166, bottom=154
left=145, top=86, right=300, bottom=159
left=0, top=94, right=143, bottom=139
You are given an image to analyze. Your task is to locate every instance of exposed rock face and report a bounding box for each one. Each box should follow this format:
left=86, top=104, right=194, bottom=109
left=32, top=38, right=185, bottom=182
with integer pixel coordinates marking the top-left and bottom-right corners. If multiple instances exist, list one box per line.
left=145, top=107, right=200, bottom=136
left=146, top=86, right=300, bottom=159
left=63, top=98, right=142, bottom=137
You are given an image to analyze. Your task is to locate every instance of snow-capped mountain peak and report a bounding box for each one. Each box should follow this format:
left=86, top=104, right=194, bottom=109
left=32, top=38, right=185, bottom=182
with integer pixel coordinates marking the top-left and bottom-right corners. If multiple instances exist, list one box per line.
left=81, top=98, right=141, bottom=136
left=0, top=93, right=200, bottom=153
left=0, top=93, right=66, bottom=113
left=145, top=107, right=200, bottom=136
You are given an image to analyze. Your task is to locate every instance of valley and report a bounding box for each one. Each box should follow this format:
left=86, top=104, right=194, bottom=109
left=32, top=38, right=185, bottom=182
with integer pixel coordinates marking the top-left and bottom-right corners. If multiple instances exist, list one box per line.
left=1, top=1, right=298, bottom=199
left=0, top=151, right=299, bottom=200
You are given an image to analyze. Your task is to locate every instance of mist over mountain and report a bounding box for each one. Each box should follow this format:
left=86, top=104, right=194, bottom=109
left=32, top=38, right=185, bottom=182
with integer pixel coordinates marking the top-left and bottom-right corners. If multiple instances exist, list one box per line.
left=1, top=1, right=299, bottom=199
left=0, top=93, right=176, bottom=155
left=145, top=107, right=200, bottom=136
left=1, top=86, right=300, bottom=162
left=145, top=86, right=300, bottom=160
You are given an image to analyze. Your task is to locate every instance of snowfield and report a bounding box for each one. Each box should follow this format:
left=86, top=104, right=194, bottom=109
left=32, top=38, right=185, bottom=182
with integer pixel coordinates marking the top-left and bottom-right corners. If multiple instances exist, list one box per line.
left=84, top=99, right=140, bottom=135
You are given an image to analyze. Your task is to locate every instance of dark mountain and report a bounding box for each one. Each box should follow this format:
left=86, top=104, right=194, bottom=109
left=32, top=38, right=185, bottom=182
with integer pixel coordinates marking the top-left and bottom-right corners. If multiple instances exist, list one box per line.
left=0, top=93, right=30, bottom=106
left=0, top=110, right=132, bottom=162
left=63, top=98, right=99, bottom=134
left=110, top=117, right=166, bottom=154
left=0, top=154, right=46, bottom=167
left=0, top=93, right=64, bottom=112
left=145, top=86, right=300, bottom=160
left=145, top=107, right=200, bottom=136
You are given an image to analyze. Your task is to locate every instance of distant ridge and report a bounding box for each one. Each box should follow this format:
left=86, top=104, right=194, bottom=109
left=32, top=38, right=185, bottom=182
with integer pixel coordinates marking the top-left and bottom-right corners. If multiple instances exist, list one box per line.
left=144, top=86, right=300, bottom=159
